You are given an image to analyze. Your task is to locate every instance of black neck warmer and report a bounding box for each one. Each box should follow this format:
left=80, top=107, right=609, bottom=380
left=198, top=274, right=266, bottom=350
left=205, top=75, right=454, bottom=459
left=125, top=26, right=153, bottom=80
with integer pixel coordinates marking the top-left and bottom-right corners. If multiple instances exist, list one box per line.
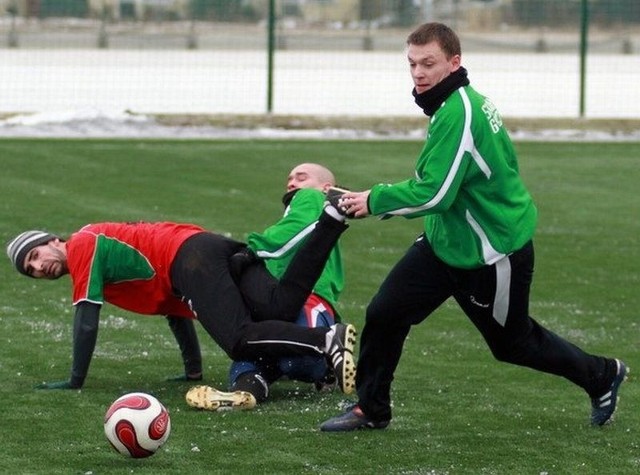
left=412, top=67, right=470, bottom=116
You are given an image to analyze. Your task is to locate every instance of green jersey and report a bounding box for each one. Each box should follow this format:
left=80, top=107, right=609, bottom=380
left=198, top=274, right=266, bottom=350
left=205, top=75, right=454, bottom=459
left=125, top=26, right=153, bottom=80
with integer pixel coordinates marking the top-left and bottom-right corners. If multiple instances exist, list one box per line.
left=247, top=188, right=344, bottom=309
left=368, top=85, right=537, bottom=269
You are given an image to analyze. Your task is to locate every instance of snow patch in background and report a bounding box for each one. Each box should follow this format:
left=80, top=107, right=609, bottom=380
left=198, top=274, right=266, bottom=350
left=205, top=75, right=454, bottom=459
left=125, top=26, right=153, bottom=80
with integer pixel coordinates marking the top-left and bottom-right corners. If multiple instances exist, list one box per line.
left=0, top=109, right=638, bottom=141
left=0, top=109, right=423, bottom=140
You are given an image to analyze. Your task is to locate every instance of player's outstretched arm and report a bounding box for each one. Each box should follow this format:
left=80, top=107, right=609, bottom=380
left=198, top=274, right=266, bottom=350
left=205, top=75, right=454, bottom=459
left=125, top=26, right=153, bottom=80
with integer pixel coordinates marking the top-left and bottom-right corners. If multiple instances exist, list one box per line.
left=35, top=302, right=100, bottom=390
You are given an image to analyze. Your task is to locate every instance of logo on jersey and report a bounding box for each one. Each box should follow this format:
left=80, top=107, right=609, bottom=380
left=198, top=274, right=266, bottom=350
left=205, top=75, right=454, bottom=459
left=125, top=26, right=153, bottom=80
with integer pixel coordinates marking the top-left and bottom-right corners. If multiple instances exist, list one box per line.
left=481, top=99, right=503, bottom=134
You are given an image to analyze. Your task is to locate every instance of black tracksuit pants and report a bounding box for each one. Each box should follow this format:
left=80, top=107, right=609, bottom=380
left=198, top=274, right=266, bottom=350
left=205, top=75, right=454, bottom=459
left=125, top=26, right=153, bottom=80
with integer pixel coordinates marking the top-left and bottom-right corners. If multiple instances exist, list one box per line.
left=357, top=235, right=617, bottom=423
left=169, top=213, right=347, bottom=361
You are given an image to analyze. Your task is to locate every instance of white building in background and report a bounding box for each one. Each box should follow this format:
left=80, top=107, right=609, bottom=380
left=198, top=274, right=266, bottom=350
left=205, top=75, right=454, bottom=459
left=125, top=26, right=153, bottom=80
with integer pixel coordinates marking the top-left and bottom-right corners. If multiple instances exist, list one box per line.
left=0, top=0, right=506, bottom=25
left=89, top=0, right=190, bottom=20
left=0, top=0, right=190, bottom=20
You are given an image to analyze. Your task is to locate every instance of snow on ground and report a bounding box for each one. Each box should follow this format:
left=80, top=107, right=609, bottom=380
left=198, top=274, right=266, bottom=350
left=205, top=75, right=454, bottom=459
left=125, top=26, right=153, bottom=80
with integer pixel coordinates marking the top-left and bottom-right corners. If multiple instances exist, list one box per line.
left=1, top=108, right=639, bottom=141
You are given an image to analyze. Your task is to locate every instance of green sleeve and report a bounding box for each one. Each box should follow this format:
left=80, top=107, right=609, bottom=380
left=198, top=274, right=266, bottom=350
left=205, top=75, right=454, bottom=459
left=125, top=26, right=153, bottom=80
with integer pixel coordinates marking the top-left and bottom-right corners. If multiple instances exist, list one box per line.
left=368, top=95, right=469, bottom=218
left=248, top=188, right=344, bottom=307
left=247, top=188, right=325, bottom=275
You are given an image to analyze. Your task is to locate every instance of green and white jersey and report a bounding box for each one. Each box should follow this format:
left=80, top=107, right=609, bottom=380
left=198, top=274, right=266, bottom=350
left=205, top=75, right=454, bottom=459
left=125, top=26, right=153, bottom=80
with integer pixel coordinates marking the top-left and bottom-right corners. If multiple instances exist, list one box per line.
left=369, top=84, right=537, bottom=269
left=247, top=188, right=344, bottom=308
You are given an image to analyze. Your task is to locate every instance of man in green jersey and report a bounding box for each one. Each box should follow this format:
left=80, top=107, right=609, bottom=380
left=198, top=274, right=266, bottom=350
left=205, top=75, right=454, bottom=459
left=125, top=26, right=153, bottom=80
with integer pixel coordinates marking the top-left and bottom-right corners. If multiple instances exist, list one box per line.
left=320, top=22, right=627, bottom=431
left=186, top=163, right=348, bottom=408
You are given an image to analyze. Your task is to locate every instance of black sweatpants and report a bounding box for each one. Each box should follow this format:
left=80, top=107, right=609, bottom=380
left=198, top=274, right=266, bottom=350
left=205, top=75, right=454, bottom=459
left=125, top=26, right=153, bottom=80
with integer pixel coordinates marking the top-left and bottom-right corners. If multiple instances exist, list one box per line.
left=356, top=235, right=617, bottom=423
left=237, top=211, right=348, bottom=322
left=169, top=214, right=346, bottom=361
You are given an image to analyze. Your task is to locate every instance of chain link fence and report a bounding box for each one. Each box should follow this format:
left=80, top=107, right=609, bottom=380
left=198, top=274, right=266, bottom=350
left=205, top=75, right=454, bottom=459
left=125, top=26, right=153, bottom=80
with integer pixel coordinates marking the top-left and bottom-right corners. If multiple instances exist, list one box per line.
left=1, top=0, right=638, bottom=118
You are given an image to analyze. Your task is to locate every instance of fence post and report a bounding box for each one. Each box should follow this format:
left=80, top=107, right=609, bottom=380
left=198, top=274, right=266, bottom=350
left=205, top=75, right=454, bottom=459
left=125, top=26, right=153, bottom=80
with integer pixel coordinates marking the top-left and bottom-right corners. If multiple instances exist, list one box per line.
left=266, top=0, right=276, bottom=114
left=8, top=1, right=18, bottom=47
left=97, top=4, right=109, bottom=49
left=579, top=0, right=589, bottom=118
left=187, top=2, right=198, bottom=50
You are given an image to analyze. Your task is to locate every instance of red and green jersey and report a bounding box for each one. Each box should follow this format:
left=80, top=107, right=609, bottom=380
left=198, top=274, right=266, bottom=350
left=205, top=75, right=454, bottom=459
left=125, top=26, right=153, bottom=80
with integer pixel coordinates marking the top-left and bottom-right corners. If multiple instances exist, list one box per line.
left=66, top=222, right=204, bottom=317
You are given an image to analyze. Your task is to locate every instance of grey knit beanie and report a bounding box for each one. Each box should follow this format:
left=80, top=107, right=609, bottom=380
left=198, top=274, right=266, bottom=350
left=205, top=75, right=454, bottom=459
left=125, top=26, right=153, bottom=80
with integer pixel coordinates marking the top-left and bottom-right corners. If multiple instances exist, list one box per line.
left=6, top=230, right=59, bottom=277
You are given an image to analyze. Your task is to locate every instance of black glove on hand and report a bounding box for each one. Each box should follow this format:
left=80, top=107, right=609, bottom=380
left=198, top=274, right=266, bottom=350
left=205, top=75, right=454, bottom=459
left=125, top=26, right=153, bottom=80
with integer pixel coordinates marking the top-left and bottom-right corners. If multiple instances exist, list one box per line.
left=34, top=380, right=79, bottom=390
left=165, top=373, right=203, bottom=382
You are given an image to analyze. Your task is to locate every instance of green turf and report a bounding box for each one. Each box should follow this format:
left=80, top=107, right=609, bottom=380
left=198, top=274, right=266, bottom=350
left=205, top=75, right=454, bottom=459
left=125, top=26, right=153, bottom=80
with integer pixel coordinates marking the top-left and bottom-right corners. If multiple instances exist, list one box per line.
left=0, top=139, right=638, bottom=474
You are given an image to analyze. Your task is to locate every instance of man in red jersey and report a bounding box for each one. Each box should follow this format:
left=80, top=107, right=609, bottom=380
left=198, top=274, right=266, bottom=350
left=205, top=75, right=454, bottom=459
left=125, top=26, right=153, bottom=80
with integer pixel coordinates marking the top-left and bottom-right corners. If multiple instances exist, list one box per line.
left=7, top=211, right=356, bottom=394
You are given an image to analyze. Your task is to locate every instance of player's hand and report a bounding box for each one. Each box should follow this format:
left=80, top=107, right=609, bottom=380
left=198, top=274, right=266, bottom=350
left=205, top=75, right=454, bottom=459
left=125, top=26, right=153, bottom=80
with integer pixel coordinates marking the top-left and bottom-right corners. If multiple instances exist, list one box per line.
left=341, top=190, right=372, bottom=218
left=34, top=380, right=77, bottom=390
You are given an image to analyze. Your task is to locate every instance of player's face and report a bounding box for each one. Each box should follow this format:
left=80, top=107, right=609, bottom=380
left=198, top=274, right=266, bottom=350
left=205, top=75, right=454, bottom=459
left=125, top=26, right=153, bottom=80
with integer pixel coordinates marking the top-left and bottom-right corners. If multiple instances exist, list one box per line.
left=408, top=41, right=461, bottom=94
left=286, top=165, right=329, bottom=192
left=23, top=240, right=68, bottom=279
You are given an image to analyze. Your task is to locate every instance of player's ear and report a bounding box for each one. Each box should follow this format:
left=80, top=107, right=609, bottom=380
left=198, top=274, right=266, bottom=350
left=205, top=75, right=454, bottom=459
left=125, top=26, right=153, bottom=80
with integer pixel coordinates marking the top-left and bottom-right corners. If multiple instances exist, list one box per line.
left=450, top=54, right=461, bottom=70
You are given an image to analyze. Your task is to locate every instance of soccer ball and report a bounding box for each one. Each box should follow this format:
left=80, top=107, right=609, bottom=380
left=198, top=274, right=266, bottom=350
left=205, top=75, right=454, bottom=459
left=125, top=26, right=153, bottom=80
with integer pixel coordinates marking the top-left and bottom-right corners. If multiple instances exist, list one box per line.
left=104, top=392, right=171, bottom=458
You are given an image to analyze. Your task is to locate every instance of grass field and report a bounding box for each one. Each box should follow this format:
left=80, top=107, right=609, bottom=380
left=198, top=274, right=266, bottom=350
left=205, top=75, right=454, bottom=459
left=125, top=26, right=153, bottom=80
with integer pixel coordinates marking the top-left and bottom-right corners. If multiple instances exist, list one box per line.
left=0, top=138, right=638, bottom=475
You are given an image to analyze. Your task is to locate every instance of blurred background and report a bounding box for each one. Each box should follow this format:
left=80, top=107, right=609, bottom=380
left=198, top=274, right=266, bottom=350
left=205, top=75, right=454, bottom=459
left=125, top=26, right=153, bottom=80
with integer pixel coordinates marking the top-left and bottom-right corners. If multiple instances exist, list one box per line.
left=0, top=0, right=638, bottom=119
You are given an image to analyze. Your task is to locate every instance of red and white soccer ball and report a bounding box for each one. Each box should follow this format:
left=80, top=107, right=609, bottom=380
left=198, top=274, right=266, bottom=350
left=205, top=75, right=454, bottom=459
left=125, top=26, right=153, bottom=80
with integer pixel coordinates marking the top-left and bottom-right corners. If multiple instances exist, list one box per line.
left=104, top=392, right=171, bottom=458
